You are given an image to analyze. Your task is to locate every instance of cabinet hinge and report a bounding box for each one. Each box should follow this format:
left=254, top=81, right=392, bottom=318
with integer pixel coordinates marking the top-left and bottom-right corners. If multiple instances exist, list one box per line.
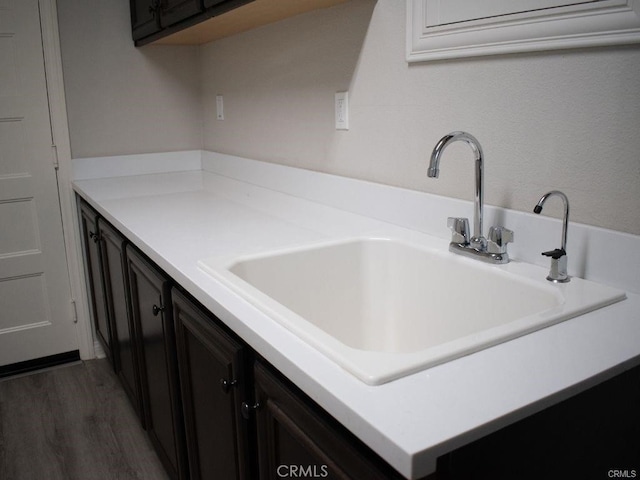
left=52, top=144, right=59, bottom=170
left=71, top=299, right=78, bottom=324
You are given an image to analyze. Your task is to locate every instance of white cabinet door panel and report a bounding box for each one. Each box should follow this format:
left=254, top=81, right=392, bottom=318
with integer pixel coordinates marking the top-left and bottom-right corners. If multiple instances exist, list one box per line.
left=424, top=0, right=597, bottom=26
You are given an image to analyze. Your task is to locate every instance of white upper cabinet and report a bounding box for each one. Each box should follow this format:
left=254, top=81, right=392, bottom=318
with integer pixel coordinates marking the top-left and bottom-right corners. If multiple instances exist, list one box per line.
left=422, top=0, right=597, bottom=26
left=407, top=0, right=640, bottom=62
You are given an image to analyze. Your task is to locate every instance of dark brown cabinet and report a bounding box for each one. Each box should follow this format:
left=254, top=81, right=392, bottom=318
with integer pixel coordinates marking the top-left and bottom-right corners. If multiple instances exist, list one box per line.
left=127, top=246, right=187, bottom=480
left=130, top=0, right=162, bottom=42
left=252, top=361, right=406, bottom=480
left=78, top=198, right=145, bottom=424
left=203, top=0, right=230, bottom=7
left=173, top=288, right=252, bottom=480
left=98, top=219, right=143, bottom=422
left=201, top=0, right=251, bottom=11
left=78, top=201, right=113, bottom=361
left=159, top=0, right=203, bottom=28
left=130, top=0, right=254, bottom=45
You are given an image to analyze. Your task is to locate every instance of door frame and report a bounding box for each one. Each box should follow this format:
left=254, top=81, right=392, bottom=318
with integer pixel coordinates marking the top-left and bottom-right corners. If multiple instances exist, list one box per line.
left=39, top=0, right=95, bottom=360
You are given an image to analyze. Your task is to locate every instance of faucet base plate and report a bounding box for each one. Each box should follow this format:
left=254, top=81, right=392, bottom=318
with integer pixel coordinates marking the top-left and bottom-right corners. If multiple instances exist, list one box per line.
left=449, top=242, right=510, bottom=265
left=547, top=275, right=570, bottom=283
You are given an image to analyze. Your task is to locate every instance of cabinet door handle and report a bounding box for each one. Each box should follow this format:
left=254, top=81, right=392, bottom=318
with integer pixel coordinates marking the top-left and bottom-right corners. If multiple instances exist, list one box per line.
left=89, top=231, right=100, bottom=243
left=152, top=304, right=165, bottom=316
left=241, top=401, right=260, bottom=420
left=220, top=378, right=237, bottom=393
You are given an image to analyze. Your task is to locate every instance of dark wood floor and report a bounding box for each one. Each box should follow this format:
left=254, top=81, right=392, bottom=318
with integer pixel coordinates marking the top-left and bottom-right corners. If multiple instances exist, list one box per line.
left=0, top=358, right=169, bottom=480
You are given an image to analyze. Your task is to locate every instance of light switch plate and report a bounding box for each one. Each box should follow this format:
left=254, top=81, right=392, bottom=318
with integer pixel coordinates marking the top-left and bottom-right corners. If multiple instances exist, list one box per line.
left=335, top=91, right=349, bottom=130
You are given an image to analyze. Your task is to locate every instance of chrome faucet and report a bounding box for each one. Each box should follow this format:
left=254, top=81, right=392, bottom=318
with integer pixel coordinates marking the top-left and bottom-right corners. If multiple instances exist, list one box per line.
left=428, top=131, right=513, bottom=264
left=533, top=190, right=570, bottom=283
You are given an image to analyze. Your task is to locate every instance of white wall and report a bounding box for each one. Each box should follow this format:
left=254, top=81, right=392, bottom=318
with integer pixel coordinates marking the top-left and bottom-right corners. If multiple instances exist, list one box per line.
left=201, top=0, right=640, bottom=235
left=57, top=0, right=640, bottom=235
left=57, top=0, right=202, bottom=158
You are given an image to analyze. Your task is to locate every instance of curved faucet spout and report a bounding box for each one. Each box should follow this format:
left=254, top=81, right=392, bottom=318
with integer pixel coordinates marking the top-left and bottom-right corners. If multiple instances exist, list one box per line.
left=533, top=190, right=570, bottom=283
left=428, top=131, right=485, bottom=249
left=534, top=190, right=569, bottom=252
left=428, top=131, right=483, bottom=178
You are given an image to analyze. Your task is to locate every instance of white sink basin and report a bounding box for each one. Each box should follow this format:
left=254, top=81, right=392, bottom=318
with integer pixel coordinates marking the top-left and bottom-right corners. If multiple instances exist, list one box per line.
left=199, top=237, right=626, bottom=384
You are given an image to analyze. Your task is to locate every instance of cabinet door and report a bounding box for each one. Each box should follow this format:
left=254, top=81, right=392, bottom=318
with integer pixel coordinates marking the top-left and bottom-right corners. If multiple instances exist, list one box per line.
left=78, top=200, right=112, bottom=361
left=159, top=0, right=203, bottom=28
left=127, top=246, right=187, bottom=480
left=98, top=219, right=144, bottom=423
left=130, top=0, right=162, bottom=41
left=253, top=362, right=404, bottom=480
left=173, top=289, right=251, bottom=480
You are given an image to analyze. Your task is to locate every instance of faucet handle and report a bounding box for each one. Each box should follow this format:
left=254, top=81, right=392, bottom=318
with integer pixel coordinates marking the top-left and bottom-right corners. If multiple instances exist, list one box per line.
left=487, top=226, right=514, bottom=254
left=542, top=248, right=565, bottom=259
left=447, top=217, right=470, bottom=245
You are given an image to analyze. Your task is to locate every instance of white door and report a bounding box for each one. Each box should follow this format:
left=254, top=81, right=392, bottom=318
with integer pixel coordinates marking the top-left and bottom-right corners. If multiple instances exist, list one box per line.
left=0, top=0, right=77, bottom=366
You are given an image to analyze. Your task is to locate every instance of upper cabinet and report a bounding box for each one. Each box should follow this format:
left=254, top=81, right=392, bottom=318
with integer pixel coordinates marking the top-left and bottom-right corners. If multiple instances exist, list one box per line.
left=159, top=0, right=204, bottom=28
left=131, top=0, right=251, bottom=45
left=407, top=0, right=640, bottom=62
left=131, top=0, right=162, bottom=42
left=131, top=0, right=349, bottom=46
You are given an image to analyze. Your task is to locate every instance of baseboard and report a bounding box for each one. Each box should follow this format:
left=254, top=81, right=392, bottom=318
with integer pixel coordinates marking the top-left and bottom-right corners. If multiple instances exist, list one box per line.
left=0, top=350, right=81, bottom=379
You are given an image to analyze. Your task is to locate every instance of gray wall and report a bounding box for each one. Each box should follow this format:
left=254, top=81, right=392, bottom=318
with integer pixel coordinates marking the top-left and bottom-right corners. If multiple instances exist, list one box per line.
left=58, top=0, right=640, bottom=235
left=57, top=0, right=202, bottom=158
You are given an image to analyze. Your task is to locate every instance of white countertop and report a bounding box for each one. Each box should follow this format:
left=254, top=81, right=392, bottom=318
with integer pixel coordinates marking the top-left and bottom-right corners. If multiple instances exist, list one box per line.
left=73, top=153, right=640, bottom=479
